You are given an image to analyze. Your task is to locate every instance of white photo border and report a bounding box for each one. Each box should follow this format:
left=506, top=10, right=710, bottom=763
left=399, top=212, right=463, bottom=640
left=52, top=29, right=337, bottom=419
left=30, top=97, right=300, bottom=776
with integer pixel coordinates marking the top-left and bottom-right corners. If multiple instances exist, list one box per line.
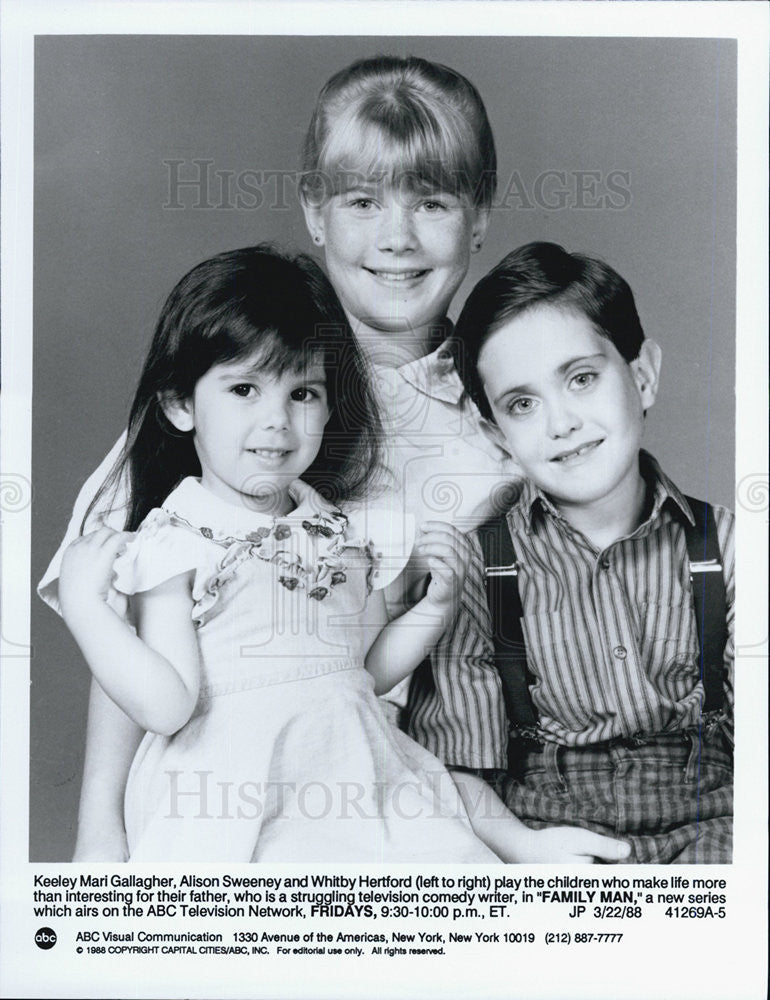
left=1, top=3, right=767, bottom=999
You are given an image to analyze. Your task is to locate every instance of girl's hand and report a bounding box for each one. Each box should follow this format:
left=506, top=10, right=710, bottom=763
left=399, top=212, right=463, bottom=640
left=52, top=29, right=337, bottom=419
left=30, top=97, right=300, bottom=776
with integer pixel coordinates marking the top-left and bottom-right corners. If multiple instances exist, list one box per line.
left=514, top=826, right=632, bottom=864
left=365, top=526, right=474, bottom=694
left=59, top=527, right=133, bottom=625
left=416, top=521, right=472, bottom=612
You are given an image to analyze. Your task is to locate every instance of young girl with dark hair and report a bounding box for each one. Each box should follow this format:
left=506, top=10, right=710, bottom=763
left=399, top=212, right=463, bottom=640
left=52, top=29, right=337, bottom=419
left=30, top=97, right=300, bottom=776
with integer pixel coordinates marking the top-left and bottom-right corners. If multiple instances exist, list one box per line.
left=56, top=245, right=497, bottom=862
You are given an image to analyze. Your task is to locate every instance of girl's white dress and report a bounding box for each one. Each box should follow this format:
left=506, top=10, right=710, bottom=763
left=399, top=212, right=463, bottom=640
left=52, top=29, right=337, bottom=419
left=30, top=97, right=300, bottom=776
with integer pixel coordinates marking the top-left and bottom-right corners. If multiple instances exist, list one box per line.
left=113, top=477, right=497, bottom=863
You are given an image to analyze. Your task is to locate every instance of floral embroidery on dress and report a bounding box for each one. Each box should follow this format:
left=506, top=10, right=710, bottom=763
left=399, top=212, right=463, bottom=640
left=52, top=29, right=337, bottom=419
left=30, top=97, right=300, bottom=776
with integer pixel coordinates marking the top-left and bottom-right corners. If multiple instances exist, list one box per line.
left=161, top=501, right=355, bottom=625
left=246, top=526, right=272, bottom=542
left=301, top=521, right=336, bottom=539
left=113, top=480, right=383, bottom=632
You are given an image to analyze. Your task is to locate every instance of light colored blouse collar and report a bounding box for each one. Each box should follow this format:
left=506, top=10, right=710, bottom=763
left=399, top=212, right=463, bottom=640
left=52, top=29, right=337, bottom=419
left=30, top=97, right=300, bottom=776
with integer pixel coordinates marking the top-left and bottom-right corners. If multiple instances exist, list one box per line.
left=379, top=338, right=465, bottom=406
left=161, top=477, right=347, bottom=537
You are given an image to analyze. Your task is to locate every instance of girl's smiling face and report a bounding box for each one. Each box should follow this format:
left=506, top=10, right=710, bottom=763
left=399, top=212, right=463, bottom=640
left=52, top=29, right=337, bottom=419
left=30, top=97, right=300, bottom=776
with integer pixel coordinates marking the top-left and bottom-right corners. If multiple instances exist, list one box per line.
left=163, top=353, right=330, bottom=515
left=304, top=179, right=488, bottom=338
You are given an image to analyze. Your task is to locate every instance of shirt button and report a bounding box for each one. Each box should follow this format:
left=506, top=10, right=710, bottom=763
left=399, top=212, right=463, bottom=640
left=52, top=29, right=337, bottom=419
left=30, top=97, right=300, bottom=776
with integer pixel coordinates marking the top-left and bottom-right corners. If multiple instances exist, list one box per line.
left=613, top=646, right=628, bottom=660
left=600, top=557, right=611, bottom=570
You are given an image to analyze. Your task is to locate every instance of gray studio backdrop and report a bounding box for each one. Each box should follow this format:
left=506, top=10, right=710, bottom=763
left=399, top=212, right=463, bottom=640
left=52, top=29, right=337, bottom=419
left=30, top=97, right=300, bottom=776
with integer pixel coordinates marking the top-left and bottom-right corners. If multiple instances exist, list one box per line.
left=31, top=35, right=736, bottom=860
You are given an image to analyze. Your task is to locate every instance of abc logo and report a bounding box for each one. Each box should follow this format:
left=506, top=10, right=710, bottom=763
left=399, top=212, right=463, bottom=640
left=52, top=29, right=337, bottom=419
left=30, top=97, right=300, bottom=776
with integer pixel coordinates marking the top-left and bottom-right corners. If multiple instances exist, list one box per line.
left=35, top=927, right=57, bottom=950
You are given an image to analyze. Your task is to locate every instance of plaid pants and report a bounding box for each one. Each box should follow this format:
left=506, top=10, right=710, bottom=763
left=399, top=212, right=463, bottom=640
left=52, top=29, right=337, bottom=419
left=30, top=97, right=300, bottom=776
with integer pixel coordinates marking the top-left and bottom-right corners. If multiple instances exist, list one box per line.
left=497, top=728, right=733, bottom=864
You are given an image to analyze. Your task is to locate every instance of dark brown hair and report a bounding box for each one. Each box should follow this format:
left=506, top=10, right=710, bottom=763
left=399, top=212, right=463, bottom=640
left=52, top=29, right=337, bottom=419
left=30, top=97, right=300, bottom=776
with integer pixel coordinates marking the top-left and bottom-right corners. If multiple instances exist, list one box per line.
left=85, top=245, right=384, bottom=530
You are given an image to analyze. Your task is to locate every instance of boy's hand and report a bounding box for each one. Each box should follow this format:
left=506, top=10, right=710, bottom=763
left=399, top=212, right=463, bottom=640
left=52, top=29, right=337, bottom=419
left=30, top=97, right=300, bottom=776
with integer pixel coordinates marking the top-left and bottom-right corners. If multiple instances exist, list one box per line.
left=416, top=521, right=472, bottom=612
left=516, top=825, right=632, bottom=864
left=59, top=527, right=133, bottom=625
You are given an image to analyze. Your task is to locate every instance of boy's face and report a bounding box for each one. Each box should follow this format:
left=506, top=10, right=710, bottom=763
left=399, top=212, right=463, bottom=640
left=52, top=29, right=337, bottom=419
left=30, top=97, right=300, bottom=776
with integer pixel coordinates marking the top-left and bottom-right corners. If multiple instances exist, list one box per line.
left=477, top=304, right=660, bottom=518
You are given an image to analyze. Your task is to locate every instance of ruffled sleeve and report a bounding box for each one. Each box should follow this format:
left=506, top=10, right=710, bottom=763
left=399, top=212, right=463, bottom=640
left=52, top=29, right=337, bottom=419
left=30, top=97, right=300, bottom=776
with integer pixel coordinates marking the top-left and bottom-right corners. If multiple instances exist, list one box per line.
left=343, top=507, right=415, bottom=591
left=112, top=508, right=214, bottom=596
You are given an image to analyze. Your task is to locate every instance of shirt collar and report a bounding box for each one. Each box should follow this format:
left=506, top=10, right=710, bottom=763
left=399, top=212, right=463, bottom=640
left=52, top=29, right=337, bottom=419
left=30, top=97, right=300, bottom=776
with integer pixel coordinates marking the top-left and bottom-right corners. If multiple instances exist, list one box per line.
left=640, top=450, right=696, bottom=526
left=387, top=329, right=466, bottom=406
left=161, top=477, right=348, bottom=538
left=514, top=450, right=695, bottom=534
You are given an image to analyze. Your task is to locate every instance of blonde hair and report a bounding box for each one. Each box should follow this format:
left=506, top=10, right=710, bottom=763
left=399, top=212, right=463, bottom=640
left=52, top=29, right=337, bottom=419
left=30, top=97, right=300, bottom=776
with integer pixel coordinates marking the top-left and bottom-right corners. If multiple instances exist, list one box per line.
left=301, top=56, right=496, bottom=208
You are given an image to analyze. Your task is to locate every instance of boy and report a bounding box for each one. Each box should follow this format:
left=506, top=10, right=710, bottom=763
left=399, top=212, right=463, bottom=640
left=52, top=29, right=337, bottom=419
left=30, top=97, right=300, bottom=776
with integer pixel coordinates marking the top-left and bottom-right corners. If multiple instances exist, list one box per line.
left=403, top=242, right=734, bottom=863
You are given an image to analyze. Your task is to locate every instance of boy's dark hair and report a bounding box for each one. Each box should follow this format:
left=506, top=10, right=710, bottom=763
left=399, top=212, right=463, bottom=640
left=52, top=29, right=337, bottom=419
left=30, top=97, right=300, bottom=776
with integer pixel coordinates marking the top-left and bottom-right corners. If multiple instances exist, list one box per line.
left=85, top=244, right=383, bottom=531
left=453, top=241, right=645, bottom=420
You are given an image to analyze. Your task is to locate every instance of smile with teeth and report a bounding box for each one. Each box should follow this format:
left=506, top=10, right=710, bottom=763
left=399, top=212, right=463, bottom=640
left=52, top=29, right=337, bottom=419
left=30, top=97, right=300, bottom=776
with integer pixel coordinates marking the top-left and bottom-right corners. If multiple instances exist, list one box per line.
left=364, top=268, right=428, bottom=282
left=247, top=448, right=290, bottom=458
left=551, top=440, right=603, bottom=463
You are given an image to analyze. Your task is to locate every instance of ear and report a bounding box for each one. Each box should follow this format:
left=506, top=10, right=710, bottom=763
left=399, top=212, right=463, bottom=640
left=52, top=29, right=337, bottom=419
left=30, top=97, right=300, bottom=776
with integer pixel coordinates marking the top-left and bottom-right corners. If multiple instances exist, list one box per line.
left=479, top=411, right=526, bottom=476
left=470, top=205, right=491, bottom=254
left=630, top=339, right=662, bottom=412
left=158, top=391, right=194, bottom=432
left=301, top=197, right=326, bottom=248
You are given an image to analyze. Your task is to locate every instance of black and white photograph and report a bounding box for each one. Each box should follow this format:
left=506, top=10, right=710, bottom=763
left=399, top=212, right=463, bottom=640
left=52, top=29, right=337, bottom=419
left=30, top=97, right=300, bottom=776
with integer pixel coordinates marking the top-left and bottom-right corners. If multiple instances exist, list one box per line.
left=1, top=2, right=767, bottom=998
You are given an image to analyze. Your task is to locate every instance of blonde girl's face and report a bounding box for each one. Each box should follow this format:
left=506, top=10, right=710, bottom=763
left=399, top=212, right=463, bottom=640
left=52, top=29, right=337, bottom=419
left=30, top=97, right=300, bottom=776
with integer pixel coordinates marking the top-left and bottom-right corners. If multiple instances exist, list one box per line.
left=163, top=353, right=330, bottom=515
left=304, top=179, right=488, bottom=336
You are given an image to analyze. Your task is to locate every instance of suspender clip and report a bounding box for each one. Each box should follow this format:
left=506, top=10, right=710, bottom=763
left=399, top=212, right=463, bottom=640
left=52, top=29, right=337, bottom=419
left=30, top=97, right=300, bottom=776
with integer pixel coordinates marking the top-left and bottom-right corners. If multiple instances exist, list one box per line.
left=485, top=563, right=519, bottom=578
left=690, top=559, right=722, bottom=574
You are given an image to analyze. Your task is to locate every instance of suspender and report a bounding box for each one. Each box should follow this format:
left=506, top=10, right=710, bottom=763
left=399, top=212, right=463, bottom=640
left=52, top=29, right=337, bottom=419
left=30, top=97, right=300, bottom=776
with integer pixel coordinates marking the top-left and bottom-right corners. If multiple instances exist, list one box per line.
left=683, top=496, right=728, bottom=713
left=476, top=519, right=537, bottom=729
left=477, top=498, right=727, bottom=729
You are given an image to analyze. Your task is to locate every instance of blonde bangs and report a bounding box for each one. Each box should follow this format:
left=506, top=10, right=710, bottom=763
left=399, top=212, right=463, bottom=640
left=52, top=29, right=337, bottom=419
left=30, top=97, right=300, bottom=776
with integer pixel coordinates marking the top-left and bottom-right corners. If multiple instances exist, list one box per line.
left=305, top=105, right=483, bottom=204
left=301, top=56, right=496, bottom=207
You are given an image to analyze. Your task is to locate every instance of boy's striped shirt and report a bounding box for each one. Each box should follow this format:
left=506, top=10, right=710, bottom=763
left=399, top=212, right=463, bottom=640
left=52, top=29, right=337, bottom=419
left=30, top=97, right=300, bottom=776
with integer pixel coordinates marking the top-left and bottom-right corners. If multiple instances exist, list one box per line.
left=405, top=453, right=735, bottom=769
